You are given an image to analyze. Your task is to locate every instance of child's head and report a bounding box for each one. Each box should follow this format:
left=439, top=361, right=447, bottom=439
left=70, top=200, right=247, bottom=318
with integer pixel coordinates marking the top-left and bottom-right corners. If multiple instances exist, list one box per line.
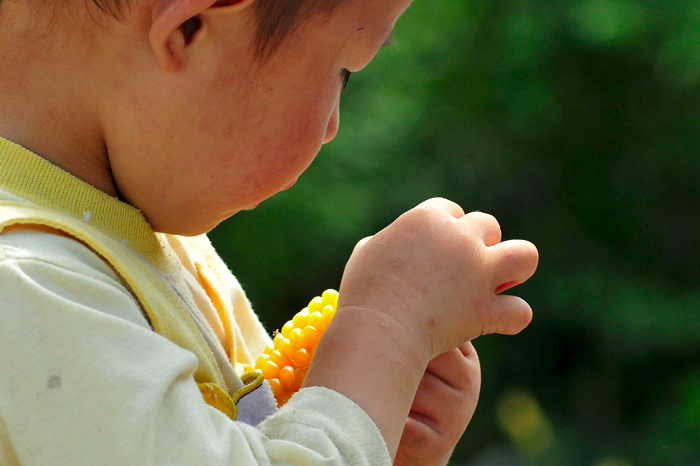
left=0, top=0, right=412, bottom=235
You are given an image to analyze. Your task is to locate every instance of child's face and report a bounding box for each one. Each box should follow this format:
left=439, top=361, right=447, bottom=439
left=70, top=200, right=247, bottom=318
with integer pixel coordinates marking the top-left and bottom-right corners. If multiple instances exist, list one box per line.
left=105, top=0, right=413, bottom=234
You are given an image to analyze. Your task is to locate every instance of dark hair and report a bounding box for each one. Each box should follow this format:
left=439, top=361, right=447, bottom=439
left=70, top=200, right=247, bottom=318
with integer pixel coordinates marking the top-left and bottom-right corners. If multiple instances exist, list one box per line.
left=252, top=0, right=345, bottom=58
left=86, top=0, right=346, bottom=58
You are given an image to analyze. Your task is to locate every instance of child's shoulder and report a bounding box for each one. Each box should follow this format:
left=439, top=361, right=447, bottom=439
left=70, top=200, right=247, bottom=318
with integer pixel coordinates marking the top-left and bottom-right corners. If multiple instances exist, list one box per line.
left=0, top=197, right=148, bottom=326
left=0, top=222, right=112, bottom=274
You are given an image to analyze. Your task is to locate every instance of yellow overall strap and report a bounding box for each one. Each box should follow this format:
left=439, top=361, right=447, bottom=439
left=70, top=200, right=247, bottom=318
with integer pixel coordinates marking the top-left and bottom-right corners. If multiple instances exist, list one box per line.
left=0, top=201, right=228, bottom=392
left=200, top=371, right=265, bottom=421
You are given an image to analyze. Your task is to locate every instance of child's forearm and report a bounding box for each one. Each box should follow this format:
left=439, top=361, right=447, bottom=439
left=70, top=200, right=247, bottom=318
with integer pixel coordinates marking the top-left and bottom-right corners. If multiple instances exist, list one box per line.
left=303, top=305, right=431, bottom=459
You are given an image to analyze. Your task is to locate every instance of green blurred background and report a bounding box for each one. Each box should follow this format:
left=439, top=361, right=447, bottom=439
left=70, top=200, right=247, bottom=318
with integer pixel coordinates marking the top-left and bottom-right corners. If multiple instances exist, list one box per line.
left=209, top=0, right=700, bottom=464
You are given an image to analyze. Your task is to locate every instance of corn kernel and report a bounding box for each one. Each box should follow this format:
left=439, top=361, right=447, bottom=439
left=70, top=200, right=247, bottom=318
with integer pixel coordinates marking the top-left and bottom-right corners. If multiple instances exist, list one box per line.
left=268, top=378, right=283, bottom=398
left=302, top=325, right=321, bottom=348
left=279, top=337, right=295, bottom=360
left=269, top=349, right=292, bottom=369
left=307, top=311, right=326, bottom=331
left=321, top=289, right=338, bottom=307
left=292, top=348, right=311, bottom=367
left=307, top=296, right=324, bottom=314
left=281, top=320, right=294, bottom=338
left=254, top=353, right=269, bottom=369
left=288, top=327, right=305, bottom=352
left=279, top=366, right=299, bottom=393
left=261, top=361, right=279, bottom=379
left=294, top=367, right=309, bottom=386
left=321, top=304, right=335, bottom=323
left=292, top=307, right=310, bottom=329
left=277, top=393, right=292, bottom=407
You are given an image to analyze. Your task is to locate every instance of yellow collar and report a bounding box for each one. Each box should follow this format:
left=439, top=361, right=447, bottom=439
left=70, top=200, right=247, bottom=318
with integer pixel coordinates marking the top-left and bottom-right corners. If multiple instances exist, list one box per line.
left=0, top=137, right=177, bottom=272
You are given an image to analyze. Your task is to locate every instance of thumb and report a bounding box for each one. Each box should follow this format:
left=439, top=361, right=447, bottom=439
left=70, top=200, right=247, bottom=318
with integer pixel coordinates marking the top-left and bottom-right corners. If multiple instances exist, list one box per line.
left=485, top=295, right=533, bottom=336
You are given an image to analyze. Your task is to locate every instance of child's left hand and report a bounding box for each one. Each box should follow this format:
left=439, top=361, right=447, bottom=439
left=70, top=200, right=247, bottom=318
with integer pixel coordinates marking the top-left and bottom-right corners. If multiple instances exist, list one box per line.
left=394, top=342, right=481, bottom=466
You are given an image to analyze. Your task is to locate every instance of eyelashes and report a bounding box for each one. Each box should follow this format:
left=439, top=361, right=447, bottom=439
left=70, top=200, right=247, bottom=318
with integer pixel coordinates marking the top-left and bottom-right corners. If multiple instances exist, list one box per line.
left=341, top=69, right=352, bottom=91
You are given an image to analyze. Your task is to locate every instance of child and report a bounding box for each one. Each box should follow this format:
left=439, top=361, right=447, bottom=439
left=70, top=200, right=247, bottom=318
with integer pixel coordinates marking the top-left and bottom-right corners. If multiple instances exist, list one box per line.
left=0, top=0, right=539, bottom=464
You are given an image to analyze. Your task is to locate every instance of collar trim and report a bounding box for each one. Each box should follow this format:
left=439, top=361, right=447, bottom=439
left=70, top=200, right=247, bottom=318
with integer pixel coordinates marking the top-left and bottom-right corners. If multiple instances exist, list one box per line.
left=0, top=137, right=177, bottom=272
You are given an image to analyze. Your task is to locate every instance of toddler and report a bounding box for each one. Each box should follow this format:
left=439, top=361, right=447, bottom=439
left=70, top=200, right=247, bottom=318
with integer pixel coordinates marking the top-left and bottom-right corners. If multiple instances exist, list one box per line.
left=0, top=0, right=539, bottom=464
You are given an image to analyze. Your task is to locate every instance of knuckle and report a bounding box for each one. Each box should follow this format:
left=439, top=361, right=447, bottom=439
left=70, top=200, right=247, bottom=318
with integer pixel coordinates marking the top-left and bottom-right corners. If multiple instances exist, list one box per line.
left=401, top=420, right=435, bottom=452
left=525, top=241, right=540, bottom=268
left=504, top=297, right=533, bottom=334
left=495, top=244, right=518, bottom=262
left=496, top=240, right=538, bottom=272
left=418, top=197, right=465, bottom=217
left=468, top=211, right=499, bottom=226
left=519, top=302, right=534, bottom=328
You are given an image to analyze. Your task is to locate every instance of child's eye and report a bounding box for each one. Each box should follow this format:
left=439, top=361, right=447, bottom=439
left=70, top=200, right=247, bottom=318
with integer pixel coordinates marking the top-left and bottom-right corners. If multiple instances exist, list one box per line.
left=340, top=69, right=352, bottom=91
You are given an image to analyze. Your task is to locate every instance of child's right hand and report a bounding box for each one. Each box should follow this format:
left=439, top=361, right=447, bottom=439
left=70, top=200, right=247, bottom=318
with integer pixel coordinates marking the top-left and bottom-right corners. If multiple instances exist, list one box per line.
left=304, top=198, right=537, bottom=459
left=337, top=197, right=538, bottom=360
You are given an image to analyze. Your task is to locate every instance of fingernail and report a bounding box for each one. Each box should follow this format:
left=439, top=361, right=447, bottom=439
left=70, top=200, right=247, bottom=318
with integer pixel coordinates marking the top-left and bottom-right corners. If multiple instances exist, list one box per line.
left=495, top=281, right=518, bottom=294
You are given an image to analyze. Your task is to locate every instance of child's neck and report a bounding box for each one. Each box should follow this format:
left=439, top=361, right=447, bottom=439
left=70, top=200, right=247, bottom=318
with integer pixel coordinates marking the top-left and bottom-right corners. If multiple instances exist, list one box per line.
left=0, top=2, right=120, bottom=198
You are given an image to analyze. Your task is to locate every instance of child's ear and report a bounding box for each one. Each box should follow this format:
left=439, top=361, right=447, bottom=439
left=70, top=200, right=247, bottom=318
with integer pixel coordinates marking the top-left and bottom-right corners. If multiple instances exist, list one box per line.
left=149, top=0, right=255, bottom=72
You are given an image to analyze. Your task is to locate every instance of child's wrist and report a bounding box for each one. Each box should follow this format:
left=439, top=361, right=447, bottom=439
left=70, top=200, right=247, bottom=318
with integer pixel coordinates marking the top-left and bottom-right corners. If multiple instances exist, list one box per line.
left=332, top=304, right=432, bottom=367
left=304, top=305, right=430, bottom=457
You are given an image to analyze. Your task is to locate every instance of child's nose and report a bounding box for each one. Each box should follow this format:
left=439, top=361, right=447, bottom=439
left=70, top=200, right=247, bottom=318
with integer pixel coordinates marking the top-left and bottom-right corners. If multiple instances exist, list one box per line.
left=323, top=100, right=340, bottom=144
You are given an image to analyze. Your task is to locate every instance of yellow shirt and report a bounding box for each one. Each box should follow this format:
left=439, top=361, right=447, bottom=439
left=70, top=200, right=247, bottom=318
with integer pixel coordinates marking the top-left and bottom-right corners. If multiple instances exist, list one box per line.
left=0, top=138, right=390, bottom=466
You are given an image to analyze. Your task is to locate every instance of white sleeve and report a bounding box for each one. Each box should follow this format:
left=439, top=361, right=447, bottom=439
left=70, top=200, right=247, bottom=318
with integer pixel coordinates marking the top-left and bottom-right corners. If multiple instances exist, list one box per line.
left=0, top=229, right=391, bottom=466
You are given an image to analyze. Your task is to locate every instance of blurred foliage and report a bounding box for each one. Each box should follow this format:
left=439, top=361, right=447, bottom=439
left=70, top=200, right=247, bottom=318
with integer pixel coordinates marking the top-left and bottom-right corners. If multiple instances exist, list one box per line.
left=209, top=0, right=700, bottom=464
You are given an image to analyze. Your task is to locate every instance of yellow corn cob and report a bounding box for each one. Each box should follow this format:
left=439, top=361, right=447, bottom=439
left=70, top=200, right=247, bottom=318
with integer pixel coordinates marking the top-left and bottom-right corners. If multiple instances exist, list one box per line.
left=244, top=289, right=338, bottom=407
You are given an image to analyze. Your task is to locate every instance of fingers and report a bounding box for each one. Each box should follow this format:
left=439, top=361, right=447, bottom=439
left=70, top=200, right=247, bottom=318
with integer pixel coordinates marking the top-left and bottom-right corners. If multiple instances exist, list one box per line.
left=417, top=197, right=465, bottom=219
left=395, top=416, right=446, bottom=466
left=402, top=414, right=443, bottom=447
left=487, top=294, right=533, bottom=335
left=415, top=201, right=502, bottom=250
left=457, top=341, right=479, bottom=363
left=459, top=211, right=502, bottom=247
left=424, top=344, right=480, bottom=392
left=481, top=235, right=537, bottom=336
left=488, top=239, right=539, bottom=293
left=408, top=346, right=480, bottom=444
left=409, top=372, right=469, bottom=437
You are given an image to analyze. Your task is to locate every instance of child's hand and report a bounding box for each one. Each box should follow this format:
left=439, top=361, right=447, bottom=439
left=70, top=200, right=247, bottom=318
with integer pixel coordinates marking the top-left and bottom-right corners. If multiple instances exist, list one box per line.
left=395, top=342, right=480, bottom=466
left=305, top=198, right=537, bottom=458
left=338, top=197, right=538, bottom=360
